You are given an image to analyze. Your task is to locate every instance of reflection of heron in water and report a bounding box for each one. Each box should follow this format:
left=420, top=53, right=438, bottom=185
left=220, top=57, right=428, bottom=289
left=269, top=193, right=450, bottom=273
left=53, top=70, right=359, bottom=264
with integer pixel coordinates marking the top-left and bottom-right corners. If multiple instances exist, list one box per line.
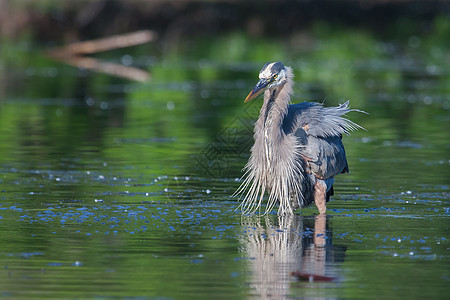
left=240, top=214, right=346, bottom=299
left=235, top=62, right=364, bottom=215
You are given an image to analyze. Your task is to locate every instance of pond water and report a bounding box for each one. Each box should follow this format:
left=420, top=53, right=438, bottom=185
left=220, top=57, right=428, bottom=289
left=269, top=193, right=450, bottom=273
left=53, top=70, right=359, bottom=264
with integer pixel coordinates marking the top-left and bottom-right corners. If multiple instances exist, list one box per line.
left=0, top=28, right=449, bottom=299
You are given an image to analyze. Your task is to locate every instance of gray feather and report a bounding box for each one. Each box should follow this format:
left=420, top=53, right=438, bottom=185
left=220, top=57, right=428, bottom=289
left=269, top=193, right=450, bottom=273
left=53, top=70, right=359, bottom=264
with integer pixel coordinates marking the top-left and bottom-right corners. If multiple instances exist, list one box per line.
left=283, top=100, right=363, bottom=138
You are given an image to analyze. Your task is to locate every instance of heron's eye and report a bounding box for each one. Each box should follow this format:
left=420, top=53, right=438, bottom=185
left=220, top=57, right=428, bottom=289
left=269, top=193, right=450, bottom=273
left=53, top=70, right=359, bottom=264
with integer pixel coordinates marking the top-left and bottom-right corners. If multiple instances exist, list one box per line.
left=273, top=74, right=278, bottom=80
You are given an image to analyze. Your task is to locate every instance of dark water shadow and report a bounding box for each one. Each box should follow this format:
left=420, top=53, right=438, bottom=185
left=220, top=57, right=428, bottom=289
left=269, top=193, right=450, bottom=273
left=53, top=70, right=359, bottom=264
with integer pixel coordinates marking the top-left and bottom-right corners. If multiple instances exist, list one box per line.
left=240, top=214, right=346, bottom=299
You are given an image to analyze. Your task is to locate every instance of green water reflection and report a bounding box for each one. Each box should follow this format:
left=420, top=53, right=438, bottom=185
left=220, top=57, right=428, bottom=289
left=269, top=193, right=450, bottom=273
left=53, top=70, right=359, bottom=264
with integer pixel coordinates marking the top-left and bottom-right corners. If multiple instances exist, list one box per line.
left=0, top=16, right=449, bottom=299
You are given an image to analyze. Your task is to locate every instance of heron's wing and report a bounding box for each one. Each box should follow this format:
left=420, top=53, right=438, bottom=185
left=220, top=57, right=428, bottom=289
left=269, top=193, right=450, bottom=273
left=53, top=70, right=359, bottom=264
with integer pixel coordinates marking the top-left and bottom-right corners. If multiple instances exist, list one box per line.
left=282, top=101, right=318, bottom=136
left=282, top=101, right=356, bottom=179
left=282, top=100, right=363, bottom=138
left=301, top=135, right=349, bottom=180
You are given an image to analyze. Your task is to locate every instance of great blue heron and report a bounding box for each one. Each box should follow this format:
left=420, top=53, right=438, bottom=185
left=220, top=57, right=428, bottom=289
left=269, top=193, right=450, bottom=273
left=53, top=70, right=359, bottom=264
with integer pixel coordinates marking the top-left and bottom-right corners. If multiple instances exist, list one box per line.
left=235, top=62, right=363, bottom=215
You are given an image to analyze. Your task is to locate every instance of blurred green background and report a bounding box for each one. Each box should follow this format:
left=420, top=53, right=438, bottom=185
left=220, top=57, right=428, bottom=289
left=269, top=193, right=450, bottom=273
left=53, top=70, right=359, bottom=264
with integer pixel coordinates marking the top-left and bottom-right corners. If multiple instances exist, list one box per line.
left=1, top=0, right=448, bottom=186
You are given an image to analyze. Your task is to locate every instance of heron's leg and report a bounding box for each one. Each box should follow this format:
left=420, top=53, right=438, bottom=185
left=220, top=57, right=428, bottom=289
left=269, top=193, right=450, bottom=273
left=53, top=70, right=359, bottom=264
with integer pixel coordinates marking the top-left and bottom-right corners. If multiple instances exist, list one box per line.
left=314, top=180, right=327, bottom=214
left=314, top=213, right=327, bottom=246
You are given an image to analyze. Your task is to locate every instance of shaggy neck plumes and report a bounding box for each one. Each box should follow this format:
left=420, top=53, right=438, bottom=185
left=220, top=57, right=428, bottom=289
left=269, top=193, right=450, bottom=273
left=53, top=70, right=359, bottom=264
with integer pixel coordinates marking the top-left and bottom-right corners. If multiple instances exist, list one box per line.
left=236, top=67, right=304, bottom=215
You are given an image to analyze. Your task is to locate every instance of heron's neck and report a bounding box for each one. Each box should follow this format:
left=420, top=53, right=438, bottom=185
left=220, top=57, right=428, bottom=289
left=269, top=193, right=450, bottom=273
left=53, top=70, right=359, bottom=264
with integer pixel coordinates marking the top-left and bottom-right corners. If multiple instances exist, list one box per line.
left=252, top=78, right=293, bottom=171
left=257, top=76, right=293, bottom=138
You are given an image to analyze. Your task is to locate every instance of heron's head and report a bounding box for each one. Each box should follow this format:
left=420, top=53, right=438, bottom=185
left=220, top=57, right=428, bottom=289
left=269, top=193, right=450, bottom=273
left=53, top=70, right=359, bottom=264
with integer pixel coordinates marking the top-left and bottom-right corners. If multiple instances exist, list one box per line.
left=244, top=61, right=289, bottom=102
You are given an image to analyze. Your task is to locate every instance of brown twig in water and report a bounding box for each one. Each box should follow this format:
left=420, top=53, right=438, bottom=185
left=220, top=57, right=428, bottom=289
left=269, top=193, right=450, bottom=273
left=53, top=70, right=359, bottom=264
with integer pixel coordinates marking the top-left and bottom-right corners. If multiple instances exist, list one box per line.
left=48, top=30, right=157, bottom=82
left=51, top=30, right=157, bottom=56
left=62, top=56, right=151, bottom=82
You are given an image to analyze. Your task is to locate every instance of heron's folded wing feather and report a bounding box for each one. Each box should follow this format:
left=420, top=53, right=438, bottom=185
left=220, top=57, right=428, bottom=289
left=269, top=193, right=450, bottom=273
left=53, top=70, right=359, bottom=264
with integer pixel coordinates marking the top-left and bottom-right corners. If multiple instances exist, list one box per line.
left=302, top=135, right=349, bottom=180
left=283, top=101, right=354, bottom=180
left=283, top=101, right=363, bottom=138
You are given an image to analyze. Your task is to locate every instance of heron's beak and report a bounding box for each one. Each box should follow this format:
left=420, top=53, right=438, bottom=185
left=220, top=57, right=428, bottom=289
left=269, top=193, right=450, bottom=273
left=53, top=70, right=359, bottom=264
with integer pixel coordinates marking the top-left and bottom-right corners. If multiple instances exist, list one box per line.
left=244, top=79, right=270, bottom=102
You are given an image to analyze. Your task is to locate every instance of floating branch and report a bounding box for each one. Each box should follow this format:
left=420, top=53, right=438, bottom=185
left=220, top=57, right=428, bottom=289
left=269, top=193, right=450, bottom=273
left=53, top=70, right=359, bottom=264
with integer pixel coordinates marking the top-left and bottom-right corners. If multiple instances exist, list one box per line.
left=50, top=30, right=157, bottom=56
left=60, top=56, right=151, bottom=82
left=48, top=30, right=157, bottom=82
